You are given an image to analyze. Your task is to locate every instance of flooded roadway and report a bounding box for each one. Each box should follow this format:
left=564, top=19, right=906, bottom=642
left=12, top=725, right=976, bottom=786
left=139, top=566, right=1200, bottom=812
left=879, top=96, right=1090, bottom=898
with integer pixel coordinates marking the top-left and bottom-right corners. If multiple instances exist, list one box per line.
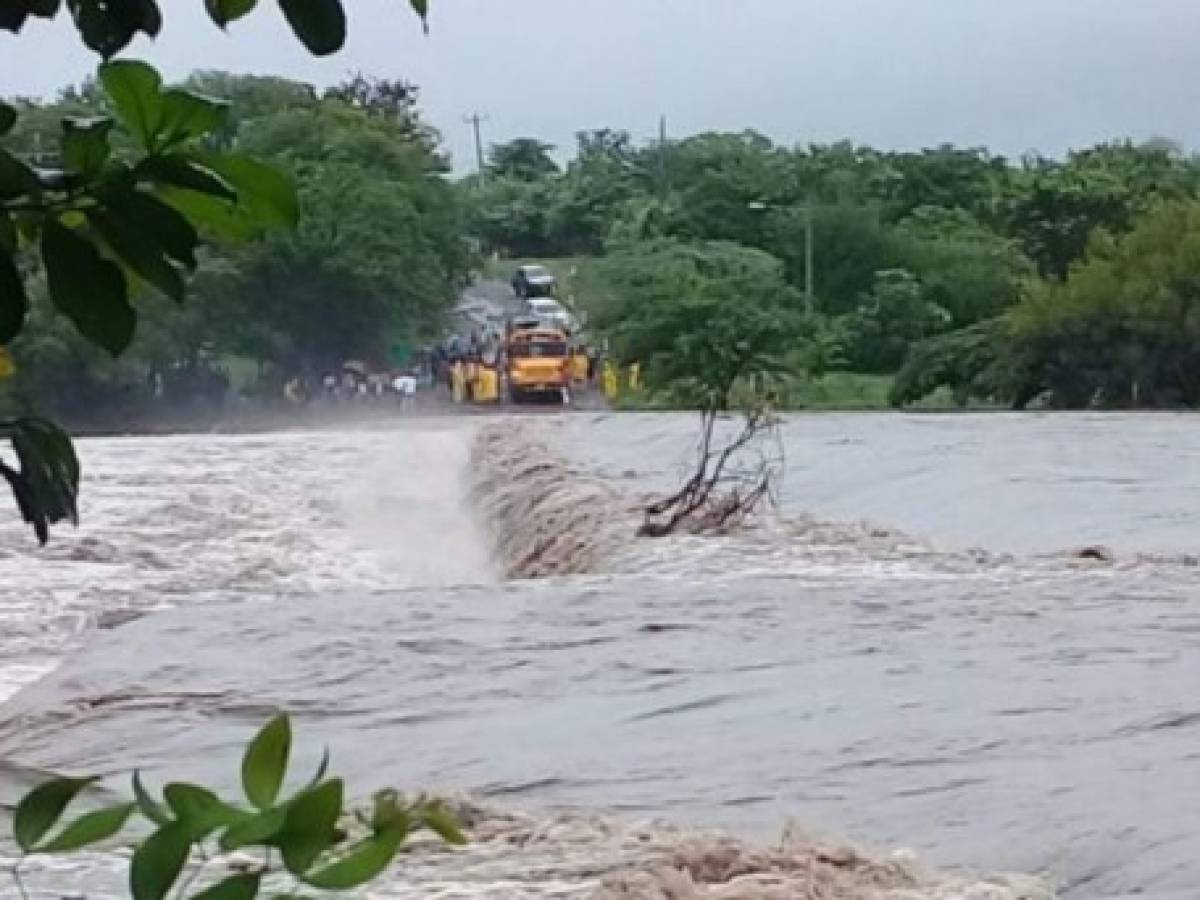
left=1, top=413, right=1199, bottom=898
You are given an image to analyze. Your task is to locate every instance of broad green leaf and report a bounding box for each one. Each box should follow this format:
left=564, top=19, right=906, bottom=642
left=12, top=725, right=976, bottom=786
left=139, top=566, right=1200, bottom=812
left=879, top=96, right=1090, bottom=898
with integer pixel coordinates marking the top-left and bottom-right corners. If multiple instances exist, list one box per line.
left=241, top=714, right=291, bottom=810
left=37, top=803, right=135, bottom=852
left=28, top=0, right=63, bottom=17
left=132, top=771, right=170, bottom=826
left=2, top=417, right=79, bottom=546
left=136, top=155, right=236, bottom=201
left=275, top=778, right=343, bottom=875
left=130, top=822, right=191, bottom=900
left=69, top=0, right=162, bottom=59
left=9, top=416, right=80, bottom=537
left=0, top=7, right=29, bottom=31
left=0, top=148, right=41, bottom=201
left=190, top=873, right=261, bottom=900
left=102, top=185, right=201, bottom=269
left=0, top=102, right=15, bottom=136
left=218, top=806, right=285, bottom=853
left=158, top=90, right=229, bottom=147
left=88, top=207, right=184, bottom=303
left=0, top=246, right=27, bottom=344
left=369, top=789, right=406, bottom=833
left=99, top=59, right=163, bottom=149
left=204, top=0, right=257, bottom=27
left=277, top=0, right=346, bottom=55
left=13, top=776, right=97, bottom=852
left=61, top=116, right=114, bottom=179
left=304, top=827, right=404, bottom=890
left=419, top=803, right=466, bottom=845
left=41, top=219, right=135, bottom=356
left=193, top=152, right=299, bottom=228
left=158, top=187, right=261, bottom=241
left=0, top=212, right=14, bottom=254
left=162, top=783, right=245, bottom=839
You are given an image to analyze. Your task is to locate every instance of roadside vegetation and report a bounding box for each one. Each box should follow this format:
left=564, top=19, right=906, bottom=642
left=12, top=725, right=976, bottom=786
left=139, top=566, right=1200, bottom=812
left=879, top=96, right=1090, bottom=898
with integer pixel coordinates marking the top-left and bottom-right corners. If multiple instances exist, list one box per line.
left=466, top=132, right=1200, bottom=411
left=2, top=71, right=468, bottom=428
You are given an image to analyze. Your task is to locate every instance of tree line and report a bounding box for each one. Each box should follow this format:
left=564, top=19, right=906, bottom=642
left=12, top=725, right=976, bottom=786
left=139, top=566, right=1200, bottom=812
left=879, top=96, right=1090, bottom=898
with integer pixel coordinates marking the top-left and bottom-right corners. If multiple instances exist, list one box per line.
left=467, top=131, right=1200, bottom=409
left=1, top=72, right=468, bottom=425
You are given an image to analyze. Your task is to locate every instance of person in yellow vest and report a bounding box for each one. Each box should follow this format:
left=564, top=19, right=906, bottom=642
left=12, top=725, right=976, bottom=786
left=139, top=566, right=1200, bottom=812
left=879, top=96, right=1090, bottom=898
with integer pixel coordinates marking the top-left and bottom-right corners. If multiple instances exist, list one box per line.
left=571, top=346, right=589, bottom=384
left=475, top=365, right=499, bottom=403
left=465, top=359, right=480, bottom=402
left=602, top=359, right=620, bottom=402
left=628, top=361, right=642, bottom=392
left=450, top=360, right=466, bottom=404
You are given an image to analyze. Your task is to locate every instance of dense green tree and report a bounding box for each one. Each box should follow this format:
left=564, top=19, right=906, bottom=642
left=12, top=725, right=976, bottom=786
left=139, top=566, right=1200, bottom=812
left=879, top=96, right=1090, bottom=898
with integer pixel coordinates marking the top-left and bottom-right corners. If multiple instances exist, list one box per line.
left=1008, top=199, right=1200, bottom=408
left=1006, top=141, right=1200, bottom=280
left=837, top=269, right=950, bottom=373
left=487, top=138, right=558, bottom=182
left=889, top=318, right=1015, bottom=408
left=594, top=240, right=801, bottom=407
left=890, top=206, right=1031, bottom=328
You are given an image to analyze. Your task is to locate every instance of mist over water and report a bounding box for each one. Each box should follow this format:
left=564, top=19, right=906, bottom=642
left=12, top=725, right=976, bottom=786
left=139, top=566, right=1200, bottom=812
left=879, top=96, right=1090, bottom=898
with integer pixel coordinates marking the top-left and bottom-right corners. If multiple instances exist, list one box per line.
left=1, top=413, right=1199, bottom=897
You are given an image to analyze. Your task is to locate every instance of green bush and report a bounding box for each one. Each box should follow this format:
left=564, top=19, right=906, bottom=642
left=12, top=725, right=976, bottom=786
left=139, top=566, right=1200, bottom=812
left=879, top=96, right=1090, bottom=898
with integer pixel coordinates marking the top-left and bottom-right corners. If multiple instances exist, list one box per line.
left=9, top=714, right=464, bottom=900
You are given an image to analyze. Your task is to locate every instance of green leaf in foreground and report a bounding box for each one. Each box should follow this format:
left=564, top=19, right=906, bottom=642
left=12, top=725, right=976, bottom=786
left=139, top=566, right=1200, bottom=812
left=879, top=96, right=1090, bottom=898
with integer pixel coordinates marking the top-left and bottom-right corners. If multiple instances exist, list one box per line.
left=0, top=101, right=15, bottom=136
left=241, top=713, right=291, bottom=809
left=104, top=185, right=201, bottom=270
left=0, top=416, right=80, bottom=544
left=0, top=245, right=28, bottom=344
left=276, top=778, right=343, bottom=875
left=61, top=116, right=114, bottom=179
left=277, top=0, right=346, bottom=55
left=195, top=151, right=299, bottom=228
left=70, top=0, right=163, bottom=59
left=13, top=776, right=97, bottom=852
left=132, top=771, right=170, bottom=826
left=0, top=148, right=41, bottom=201
left=88, top=207, right=185, bottom=303
left=130, top=821, right=192, bottom=900
left=37, top=802, right=135, bottom=852
left=41, top=219, right=135, bottom=356
left=98, top=59, right=163, bottom=149
left=190, top=873, right=261, bottom=900
left=136, top=154, right=236, bottom=202
left=163, top=783, right=245, bottom=839
left=304, top=827, right=404, bottom=890
left=205, top=0, right=258, bottom=27
left=157, top=89, right=229, bottom=147
left=218, top=805, right=285, bottom=853
left=420, top=803, right=467, bottom=845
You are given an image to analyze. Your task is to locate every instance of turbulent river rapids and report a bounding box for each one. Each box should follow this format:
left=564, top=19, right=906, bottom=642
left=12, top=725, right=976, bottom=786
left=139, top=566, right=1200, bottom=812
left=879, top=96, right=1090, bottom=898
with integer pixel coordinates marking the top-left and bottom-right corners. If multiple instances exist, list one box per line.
left=2, top=412, right=1200, bottom=899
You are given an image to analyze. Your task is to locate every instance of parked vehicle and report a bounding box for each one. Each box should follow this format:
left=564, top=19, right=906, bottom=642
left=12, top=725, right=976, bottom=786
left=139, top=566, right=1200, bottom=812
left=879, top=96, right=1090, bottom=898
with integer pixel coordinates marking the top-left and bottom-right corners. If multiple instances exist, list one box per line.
left=505, top=324, right=571, bottom=404
left=512, top=264, right=556, bottom=298
left=525, top=296, right=574, bottom=332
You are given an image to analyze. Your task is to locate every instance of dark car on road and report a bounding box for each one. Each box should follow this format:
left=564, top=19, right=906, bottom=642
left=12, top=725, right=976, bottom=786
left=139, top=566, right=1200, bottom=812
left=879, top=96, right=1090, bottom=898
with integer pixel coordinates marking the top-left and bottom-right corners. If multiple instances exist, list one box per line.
left=512, top=264, right=556, bottom=299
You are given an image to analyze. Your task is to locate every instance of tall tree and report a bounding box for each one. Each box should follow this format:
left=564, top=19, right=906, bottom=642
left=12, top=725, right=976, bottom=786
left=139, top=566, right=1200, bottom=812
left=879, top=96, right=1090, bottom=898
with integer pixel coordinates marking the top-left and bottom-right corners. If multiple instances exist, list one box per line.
left=487, top=138, right=558, bottom=181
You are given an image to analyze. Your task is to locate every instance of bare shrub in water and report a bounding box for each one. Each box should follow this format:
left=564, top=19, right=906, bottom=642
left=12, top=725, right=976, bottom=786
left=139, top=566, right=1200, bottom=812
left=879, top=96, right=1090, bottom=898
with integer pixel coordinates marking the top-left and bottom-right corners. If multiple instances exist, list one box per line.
left=639, top=403, right=783, bottom=538
left=8, top=714, right=463, bottom=900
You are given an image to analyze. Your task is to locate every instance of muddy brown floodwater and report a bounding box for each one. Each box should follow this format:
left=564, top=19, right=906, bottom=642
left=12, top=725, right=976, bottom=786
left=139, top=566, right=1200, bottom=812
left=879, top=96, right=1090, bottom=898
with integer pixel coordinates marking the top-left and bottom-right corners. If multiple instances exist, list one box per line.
left=1, top=412, right=1198, bottom=898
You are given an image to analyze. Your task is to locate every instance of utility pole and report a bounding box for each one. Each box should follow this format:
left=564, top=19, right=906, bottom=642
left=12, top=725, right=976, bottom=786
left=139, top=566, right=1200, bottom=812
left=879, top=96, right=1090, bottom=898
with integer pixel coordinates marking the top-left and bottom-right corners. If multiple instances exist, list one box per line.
left=463, top=112, right=488, bottom=181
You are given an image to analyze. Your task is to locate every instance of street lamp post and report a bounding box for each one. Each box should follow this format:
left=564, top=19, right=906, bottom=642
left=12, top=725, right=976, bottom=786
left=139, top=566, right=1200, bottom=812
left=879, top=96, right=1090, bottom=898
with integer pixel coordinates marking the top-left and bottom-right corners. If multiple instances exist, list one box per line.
left=748, top=200, right=814, bottom=312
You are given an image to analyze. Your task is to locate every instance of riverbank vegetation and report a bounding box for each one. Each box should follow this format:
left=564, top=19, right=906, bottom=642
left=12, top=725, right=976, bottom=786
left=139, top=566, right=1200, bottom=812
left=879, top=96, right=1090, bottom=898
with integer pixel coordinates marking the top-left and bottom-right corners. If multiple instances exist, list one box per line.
left=467, top=132, right=1200, bottom=410
left=1, top=71, right=468, bottom=429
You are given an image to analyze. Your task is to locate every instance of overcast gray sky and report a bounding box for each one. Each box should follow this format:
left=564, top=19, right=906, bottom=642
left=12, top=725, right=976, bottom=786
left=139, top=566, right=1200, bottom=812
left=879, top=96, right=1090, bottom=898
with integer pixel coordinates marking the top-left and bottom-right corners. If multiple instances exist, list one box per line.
left=2, top=0, right=1199, bottom=171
